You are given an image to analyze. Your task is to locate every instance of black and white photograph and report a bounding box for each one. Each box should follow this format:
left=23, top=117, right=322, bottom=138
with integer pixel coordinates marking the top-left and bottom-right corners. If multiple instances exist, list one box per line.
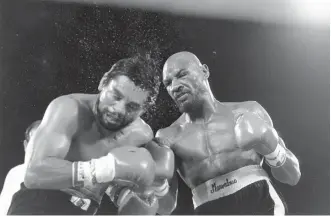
left=0, top=0, right=329, bottom=215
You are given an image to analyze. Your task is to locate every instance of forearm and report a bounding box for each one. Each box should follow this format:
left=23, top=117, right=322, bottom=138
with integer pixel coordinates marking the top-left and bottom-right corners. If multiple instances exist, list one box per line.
left=260, top=128, right=301, bottom=185
left=270, top=149, right=301, bottom=186
left=25, top=157, right=73, bottom=189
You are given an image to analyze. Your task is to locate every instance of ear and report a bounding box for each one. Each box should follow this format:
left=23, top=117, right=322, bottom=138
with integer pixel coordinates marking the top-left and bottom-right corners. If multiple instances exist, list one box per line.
left=201, top=64, right=210, bottom=79
left=98, top=71, right=110, bottom=91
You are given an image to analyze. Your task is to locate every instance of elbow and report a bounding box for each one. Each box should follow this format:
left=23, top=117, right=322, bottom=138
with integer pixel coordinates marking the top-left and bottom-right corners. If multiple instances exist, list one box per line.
left=288, top=161, right=302, bottom=186
left=288, top=170, right=301, bottom=186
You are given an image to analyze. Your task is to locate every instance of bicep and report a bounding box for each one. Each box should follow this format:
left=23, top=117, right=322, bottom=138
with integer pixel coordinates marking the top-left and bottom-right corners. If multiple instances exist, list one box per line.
left=28, top=96, right=79, bottom=162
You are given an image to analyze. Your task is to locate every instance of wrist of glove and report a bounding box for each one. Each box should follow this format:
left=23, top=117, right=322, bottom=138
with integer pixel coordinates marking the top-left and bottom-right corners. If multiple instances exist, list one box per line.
left=265, top=143, right=287, bottom=168
left=149, top=179, right=169, bottom=197
left=106, top=184, right=133, bottom=207
left=72, top=153, right=115, bottom=187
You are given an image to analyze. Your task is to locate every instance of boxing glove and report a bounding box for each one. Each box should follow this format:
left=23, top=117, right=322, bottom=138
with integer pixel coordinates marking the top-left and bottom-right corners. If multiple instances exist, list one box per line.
left=144, top=138, right=175, bottom=197
left=118, top=192, right=159, bottom=215
left=106, top=183, right=133, bottom=207
left=73, top=146, right=156, bottom=188
left=145, top=138, right=175, bottom=180
left=234, top=112, right=287, bottom=167
left=234, top=112, right=279, bottom=155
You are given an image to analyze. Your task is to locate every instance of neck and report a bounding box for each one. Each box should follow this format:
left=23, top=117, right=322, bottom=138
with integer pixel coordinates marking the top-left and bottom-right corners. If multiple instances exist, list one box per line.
left=185, top=92, right=217, bottom=123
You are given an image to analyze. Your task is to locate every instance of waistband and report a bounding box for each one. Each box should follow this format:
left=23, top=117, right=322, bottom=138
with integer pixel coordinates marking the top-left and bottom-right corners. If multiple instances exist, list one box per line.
left=192, top=165, right=270, bottom=209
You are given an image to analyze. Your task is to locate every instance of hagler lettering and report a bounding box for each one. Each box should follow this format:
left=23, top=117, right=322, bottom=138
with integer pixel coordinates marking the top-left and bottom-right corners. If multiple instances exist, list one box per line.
left=210, top=178, right=237, bottom=194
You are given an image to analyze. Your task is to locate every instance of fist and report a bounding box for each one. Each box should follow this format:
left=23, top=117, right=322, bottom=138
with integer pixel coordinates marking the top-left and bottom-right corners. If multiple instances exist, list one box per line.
left=110, top=146, right=156, bottom=188
left=234, top=112, right=277, bottom=155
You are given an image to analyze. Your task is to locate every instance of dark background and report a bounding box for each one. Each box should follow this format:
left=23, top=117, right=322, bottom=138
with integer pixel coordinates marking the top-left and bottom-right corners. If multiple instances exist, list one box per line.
left=0, top=0, right=329, bottom=214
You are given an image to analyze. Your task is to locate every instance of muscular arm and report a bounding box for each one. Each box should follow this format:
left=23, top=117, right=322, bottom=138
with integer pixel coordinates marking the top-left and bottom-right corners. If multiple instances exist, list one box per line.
left=24, top=96, right=80, bottom=189
left=253, top=101, right=301, bottom=186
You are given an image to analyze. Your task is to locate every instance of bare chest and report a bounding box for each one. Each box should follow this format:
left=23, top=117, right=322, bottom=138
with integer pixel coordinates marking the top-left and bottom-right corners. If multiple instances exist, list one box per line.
left=173, top=114, right=237, bottom=162
left=66, top=124, right=122, bottom=162
left=64, top=124, right=126, bottom=201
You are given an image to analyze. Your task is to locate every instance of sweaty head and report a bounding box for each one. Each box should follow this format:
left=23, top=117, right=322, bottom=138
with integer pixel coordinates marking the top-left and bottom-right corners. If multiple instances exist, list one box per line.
left=97, top=56, right=160, bottom=131
left=163, top=51, right=209, bottom=113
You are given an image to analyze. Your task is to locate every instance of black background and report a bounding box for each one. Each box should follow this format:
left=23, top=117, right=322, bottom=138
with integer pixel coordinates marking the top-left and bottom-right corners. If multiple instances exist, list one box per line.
left=0, top=1, right=329, bottom=214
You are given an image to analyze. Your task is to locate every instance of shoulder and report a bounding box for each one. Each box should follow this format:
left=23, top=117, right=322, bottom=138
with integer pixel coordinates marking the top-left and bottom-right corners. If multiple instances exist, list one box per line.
left=48, top=94, right=97, bottom=119
left=225, top=101, right=273, bottom=125
left=223, top=100, right=257, bottom=110
left=47, top=95, right=81, bottom=114
left=6, top=164, right=25, bottom=181
left=155, top=122, right=182, bottom=149
left=41, top=95, right=89, bottom=133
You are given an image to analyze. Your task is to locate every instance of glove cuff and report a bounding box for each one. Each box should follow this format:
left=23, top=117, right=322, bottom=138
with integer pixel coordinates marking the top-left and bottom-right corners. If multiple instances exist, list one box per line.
left=93, top=153, right=116, bottom=183
left=72, top=161, right=94, bottom=187
left=265, top=143, right=287, bottom=168
left=72, top=153, right=116, bottom=187
left=152, top=179, right=169, bottom=197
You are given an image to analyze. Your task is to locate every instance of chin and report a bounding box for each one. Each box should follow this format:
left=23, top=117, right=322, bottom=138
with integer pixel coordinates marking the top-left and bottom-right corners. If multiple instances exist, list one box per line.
left=178, top=101, right=192, bottom=113
left=99, top=119, right=120, bottom=131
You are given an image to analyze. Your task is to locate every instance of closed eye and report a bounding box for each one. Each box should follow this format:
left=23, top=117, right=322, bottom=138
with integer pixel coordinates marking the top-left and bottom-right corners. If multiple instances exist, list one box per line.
left=178, top=70, right=187, bottom=78
left=126, top=102, right=140, bottom=111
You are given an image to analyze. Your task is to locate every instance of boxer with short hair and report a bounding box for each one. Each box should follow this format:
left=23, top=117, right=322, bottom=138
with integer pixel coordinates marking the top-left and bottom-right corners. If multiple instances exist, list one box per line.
left=156, top=51, right=301, bottom=215
left=0, top=120, right=41, bottom=215
left=7, top=55, right=162, bottom=215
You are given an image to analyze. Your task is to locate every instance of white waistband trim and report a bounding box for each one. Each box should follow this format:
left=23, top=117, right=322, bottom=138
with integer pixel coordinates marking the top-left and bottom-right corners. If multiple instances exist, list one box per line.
left=192, top=165, right=269, bottom=209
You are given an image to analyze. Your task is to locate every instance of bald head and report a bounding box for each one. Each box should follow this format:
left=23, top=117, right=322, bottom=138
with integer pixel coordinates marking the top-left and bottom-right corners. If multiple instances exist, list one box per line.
left=163, top=51, right=202, bottom=74
left=162, top=51, right=211, bottom=113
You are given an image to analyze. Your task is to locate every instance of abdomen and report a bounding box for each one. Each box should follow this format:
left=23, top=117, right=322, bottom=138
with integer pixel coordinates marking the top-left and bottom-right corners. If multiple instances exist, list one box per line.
left=178, top=149, right=262, bottom=188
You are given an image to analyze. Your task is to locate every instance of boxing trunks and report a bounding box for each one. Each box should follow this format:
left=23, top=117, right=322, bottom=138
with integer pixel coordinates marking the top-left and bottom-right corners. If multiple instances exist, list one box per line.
left=7, top=183, right=99, bottom=215
left=192, top=165, right=286, bottom=215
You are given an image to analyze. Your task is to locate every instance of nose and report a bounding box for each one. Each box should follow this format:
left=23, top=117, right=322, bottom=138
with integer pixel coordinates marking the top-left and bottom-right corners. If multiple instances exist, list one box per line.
left=171, top=84, right=184, bottom=96
left=109, top=100, right=126, bottom=114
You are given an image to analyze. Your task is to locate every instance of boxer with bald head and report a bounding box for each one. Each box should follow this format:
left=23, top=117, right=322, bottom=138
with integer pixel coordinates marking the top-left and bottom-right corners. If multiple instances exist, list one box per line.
left=7, top=55, right=167, bottom=215
left=157, top=51, right=301, bottom=215
left=0, top=120, right=41, bottom=215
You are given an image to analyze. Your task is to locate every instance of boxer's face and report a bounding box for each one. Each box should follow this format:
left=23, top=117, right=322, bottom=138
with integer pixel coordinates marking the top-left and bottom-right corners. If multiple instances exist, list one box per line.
left=163, top=61, right=207, bottom=112
left=97, top=75, right=149, bottom=131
